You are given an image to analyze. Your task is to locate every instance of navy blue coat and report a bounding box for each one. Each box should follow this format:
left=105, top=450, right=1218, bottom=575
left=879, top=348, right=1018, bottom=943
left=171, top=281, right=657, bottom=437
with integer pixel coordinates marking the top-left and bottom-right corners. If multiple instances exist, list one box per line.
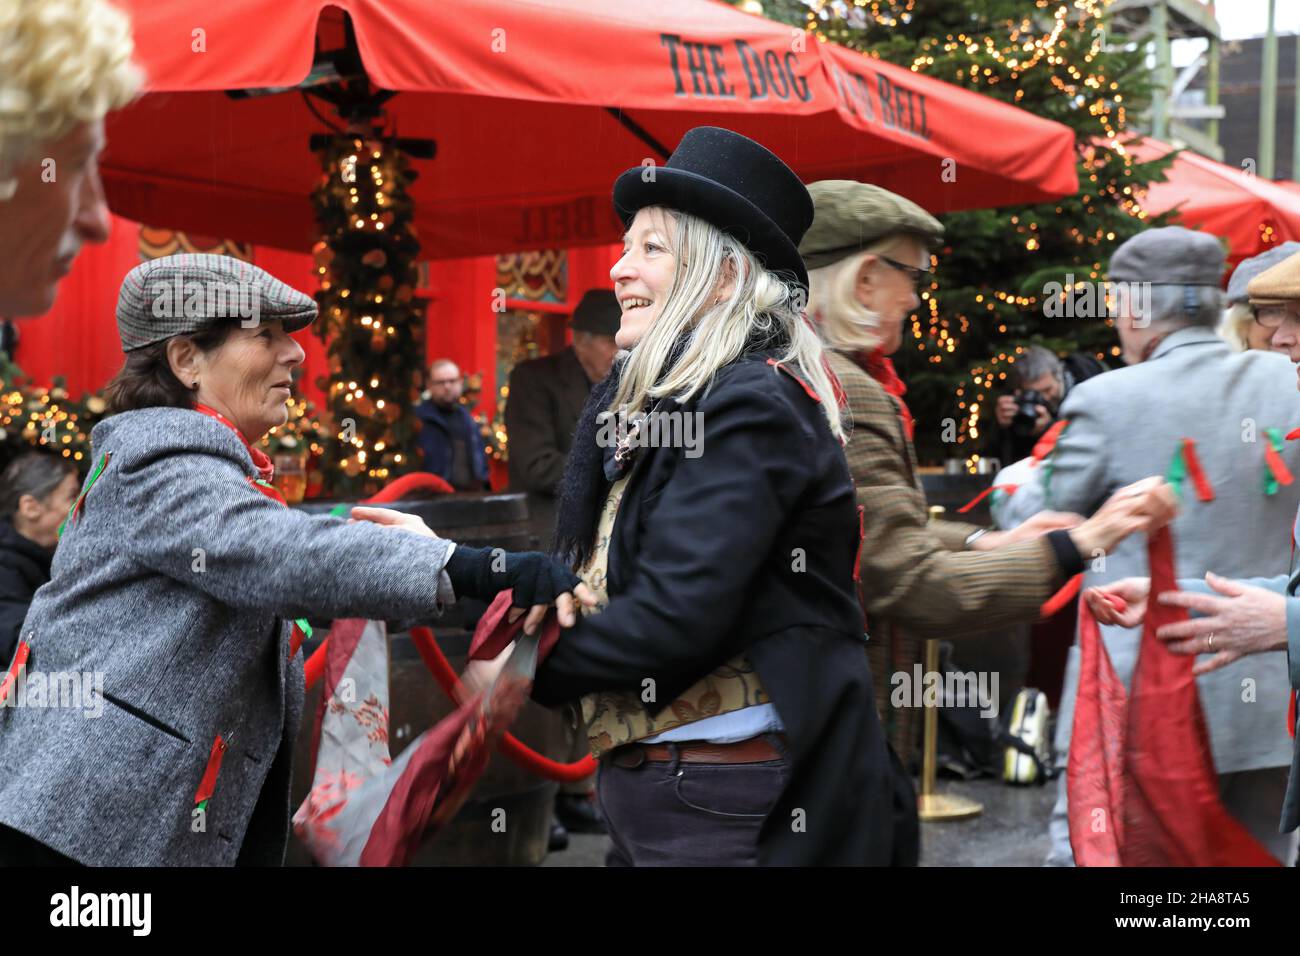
left=414, top=400, right=489, bottom=488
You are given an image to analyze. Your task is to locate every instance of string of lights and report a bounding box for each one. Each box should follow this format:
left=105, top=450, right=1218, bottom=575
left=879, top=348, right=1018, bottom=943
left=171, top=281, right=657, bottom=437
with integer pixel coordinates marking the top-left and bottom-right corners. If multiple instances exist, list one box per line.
left=312, top=134, right=427, bottom=498
left=773, top=0, right=1173, bottom=465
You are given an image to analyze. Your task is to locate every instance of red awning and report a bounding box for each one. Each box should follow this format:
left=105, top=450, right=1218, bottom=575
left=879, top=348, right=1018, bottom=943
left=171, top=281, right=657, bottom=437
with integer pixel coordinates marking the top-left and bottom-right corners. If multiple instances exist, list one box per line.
left=102, top=0, right=1079, bottom=257
left=1124, top=136, right=1300, bottom=266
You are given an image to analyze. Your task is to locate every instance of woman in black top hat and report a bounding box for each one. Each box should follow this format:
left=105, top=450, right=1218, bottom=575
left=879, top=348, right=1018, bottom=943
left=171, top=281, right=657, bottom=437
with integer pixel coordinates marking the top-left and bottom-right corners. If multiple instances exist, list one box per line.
left=524, top=127, right=914, bottom=865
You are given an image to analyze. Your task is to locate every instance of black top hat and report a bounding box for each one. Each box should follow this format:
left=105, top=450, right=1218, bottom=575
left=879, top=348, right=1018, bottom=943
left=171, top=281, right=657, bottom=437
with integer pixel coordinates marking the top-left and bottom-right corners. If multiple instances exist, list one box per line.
left=612, top=127, right=813, bottom=290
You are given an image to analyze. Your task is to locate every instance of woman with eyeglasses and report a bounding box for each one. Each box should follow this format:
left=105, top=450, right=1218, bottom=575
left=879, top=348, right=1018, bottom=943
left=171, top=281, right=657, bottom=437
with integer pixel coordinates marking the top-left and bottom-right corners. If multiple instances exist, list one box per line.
left=798, top=180, right=1176, bottom=760
left=1218, top=243, right=1300, bottom=353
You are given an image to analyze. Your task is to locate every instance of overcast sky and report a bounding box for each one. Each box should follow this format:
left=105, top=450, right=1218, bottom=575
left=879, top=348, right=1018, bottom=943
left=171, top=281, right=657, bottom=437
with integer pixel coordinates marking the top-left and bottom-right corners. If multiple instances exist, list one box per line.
left=1170, top=3, right=1299, bottom=66
left=1214, top=2, right=1300, bottom=40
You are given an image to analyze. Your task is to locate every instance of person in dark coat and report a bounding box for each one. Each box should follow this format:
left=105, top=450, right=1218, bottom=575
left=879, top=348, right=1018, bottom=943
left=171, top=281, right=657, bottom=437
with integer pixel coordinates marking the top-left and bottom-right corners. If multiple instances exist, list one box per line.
left=504, top=291, right=620, bottom=844
left=525, top=127, right=914, bottom=865
left=504, top=290, right=620, bottom=545
left=414, top=359, right=489, bottom=491
left=0, top=450, right=79, bottom=664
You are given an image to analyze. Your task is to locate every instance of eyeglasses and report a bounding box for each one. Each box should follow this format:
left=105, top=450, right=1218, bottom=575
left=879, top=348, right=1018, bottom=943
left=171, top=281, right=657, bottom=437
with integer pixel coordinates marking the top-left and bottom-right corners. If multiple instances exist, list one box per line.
left=878, top=255, right=931, bottom=289
left=1254, top=304, right=1300, bottom=329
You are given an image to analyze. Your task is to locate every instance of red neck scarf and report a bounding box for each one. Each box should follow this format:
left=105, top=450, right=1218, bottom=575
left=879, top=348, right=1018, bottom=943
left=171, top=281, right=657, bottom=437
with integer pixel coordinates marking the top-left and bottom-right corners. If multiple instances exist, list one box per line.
left=859, top=349, right=915, bottom=441
left=195, top=403, right=275, bottom=482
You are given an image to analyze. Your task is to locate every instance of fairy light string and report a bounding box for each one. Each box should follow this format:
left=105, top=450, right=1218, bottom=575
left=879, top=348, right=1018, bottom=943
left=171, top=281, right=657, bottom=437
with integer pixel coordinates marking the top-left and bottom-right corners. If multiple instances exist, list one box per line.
left=758, top=0, right=1177, bottom=467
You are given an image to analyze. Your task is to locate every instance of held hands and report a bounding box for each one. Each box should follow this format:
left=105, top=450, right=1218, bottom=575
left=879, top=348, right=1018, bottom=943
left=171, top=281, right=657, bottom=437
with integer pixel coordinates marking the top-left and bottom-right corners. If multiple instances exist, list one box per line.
left=1083, top=576, right=1149, bottom=628
left=969, top=510, right=1083, bottom=551
left=1067, top=476, right=1179, bottom=559
left=348, top=506, right=597, bottom=635
left=1084, top=573, right=1288, bottom=676
left=457, top=582, right=599, bottom=702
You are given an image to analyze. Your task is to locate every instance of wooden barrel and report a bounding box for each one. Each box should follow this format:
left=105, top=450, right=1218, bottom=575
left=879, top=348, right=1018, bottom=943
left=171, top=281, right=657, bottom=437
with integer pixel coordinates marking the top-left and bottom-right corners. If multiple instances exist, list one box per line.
left=285, top=491, right=571, bottom=866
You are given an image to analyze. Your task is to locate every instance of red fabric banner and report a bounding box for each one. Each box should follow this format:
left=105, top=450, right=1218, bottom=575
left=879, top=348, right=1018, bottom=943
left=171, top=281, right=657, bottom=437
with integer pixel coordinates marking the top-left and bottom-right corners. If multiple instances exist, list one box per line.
left=1069, top=527, right=1280, bottom=866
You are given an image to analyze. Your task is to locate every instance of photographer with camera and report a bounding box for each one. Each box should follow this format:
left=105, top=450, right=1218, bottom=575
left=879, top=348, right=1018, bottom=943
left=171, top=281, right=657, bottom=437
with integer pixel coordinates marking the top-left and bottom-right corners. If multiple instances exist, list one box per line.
left=993, top=345, right=1104, bottom=463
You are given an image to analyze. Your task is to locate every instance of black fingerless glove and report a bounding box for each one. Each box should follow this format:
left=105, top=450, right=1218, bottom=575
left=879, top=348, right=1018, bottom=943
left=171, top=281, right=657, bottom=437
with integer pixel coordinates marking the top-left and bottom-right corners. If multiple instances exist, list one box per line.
left=443, top=546, right=581, bottom=607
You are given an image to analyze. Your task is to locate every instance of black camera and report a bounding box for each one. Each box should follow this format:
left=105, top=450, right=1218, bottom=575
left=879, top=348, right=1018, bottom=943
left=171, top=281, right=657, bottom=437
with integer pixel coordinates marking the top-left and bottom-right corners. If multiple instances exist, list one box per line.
left=1011, top=389, right=1046, bottom=438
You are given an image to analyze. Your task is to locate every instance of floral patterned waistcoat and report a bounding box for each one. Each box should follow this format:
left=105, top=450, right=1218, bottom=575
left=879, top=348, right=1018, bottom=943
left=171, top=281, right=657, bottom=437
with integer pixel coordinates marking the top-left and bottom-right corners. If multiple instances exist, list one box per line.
left=577, top=476, right=770, bottom=758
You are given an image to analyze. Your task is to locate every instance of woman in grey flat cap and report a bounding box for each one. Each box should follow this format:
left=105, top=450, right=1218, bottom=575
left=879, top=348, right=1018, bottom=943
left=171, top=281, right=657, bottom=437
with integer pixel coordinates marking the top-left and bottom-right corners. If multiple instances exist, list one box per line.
left=0, top=253, right=592, bottom=867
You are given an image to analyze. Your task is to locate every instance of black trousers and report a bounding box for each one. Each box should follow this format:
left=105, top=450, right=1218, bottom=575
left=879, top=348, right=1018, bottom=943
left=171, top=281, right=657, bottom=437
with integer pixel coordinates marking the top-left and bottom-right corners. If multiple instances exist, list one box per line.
left=0, top=823, right=80, bottom=866
left=596, top=737, right=790, bottom=866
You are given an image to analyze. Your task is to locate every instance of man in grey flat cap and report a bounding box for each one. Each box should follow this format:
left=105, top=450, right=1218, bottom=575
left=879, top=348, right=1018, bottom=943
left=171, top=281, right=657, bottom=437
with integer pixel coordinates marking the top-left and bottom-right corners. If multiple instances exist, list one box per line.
left=1014, top=226, right=1300, bottom=865
left=1086, top=248, right=1300, bottom=859
left=1218, top=242, right=1300, bottom=353
left=801, top=178, right=1185, bottom=777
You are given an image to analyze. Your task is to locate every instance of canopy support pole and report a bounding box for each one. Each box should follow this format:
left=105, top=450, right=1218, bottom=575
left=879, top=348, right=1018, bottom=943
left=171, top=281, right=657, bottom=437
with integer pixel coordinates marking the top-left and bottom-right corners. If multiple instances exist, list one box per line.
left=604, top=108, right=672, bottom=161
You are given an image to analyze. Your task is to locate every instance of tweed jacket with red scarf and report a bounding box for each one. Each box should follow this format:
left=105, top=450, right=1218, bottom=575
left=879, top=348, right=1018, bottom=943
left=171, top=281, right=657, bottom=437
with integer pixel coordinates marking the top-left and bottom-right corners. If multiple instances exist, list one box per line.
left=827, top=348, right=1067, bottom=638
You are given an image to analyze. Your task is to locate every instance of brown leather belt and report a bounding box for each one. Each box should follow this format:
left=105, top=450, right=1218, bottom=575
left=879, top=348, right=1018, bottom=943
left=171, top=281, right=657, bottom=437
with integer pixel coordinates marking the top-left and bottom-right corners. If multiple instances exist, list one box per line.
left=608, top=735, right=786, bottom=768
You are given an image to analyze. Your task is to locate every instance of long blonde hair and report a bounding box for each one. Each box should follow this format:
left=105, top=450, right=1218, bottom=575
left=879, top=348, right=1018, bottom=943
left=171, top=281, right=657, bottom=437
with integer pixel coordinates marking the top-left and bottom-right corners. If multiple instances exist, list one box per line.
left=806, top=238, right=907, bottom=354
left=1217, top=301, right=1254, bottom=352
left=610, top=206, right=844, bottom=442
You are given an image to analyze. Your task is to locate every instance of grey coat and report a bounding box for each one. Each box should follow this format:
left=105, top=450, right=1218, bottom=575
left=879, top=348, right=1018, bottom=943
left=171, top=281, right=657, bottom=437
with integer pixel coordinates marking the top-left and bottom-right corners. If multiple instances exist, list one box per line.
left=0, top=407, right=456, bottom=866
left=1040, top=327, right=1300, bottom=774
left=1179, top=504, right=1300, bottom=831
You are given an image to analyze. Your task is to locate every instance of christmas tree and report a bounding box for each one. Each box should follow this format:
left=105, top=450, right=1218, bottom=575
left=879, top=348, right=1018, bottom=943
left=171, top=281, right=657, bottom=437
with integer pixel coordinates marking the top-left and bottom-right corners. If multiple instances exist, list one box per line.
left=758, top=0, right=1177, bottom=464
left=312, top=133, right=428, bottom=498
left=0, top=358, right=104, bottom=473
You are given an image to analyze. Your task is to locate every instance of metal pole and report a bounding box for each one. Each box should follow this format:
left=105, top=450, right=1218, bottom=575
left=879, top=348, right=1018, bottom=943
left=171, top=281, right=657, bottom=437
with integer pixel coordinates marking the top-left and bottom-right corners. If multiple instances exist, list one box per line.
left=1260, top=0, right=1278, bottom=179
left=1152, top=1, right=1171, bottom=140
left=1293, top=30, right=1300, bottom=179
left=1207, top=34, right=1222, bottom=150
left=917, top=505, right=982, bottom=822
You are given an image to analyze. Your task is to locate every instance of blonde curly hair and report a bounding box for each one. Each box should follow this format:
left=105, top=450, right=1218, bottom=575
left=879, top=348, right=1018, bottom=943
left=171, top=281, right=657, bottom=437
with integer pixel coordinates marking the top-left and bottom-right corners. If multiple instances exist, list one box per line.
left=0, top=0, right=141, bottom=178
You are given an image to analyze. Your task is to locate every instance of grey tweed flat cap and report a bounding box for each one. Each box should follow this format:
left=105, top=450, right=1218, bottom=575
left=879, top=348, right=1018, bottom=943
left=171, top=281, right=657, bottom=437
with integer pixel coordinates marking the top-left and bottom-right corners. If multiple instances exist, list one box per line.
left=115, top=253, right=317, bottom=352
left=1107, top=226, right=1225, bottom=286
left=1226, top=242, right=1300, bottom=305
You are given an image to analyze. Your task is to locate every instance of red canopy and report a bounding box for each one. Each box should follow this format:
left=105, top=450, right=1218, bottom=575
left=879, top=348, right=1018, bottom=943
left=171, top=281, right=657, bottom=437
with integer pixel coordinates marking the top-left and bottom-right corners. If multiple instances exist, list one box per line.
left=1126, top=137, right=1300, bottom=267
left=102, top=0, right=1079, bottom=257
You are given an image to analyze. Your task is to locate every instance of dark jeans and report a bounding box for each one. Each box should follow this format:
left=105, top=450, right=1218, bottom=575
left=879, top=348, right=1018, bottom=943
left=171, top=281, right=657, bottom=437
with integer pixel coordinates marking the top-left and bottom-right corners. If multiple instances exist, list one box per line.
left=597, top=737, right=791, bottom=866
left=0, top=823, right=80, bottom=866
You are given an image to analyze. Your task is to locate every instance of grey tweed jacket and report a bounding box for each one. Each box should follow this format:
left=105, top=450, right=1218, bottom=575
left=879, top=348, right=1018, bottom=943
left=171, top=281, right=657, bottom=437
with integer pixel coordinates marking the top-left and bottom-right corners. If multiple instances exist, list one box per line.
left=0, top=407, right=456, bottom=866
left=1041, top=328, right=1300, bottom=775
